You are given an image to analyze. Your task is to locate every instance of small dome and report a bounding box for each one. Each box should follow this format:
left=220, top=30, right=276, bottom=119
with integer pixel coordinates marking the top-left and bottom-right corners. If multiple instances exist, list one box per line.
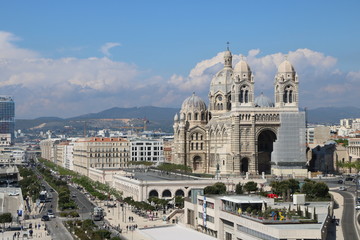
left=181, top=93, right=207, bottom=112
left=255, top=93, right=274, bottom=107
left=224, top=50, right=232, bottom=58
left=174, top=113, right=179, bottom=121
left=278, top=60, right=295, bottom=73
left=234, top=59, right=251, bottom=73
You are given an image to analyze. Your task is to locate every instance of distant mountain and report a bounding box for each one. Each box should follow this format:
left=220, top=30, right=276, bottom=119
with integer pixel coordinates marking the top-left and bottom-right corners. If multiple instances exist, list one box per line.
left=69, top=106, right=180, bottom=121
left=15, top=106, right=180, bottom=132
left=15, top=106, right=360, bottom=131
left=306, top=106, right=360, bottom=124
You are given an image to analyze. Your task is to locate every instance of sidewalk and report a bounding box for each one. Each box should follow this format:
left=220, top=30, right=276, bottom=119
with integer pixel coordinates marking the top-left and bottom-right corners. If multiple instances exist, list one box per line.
left=100, top=202, right=175, bottom=240
left=1, top=218, right=51, bottom=240
left=330, top=190, right=344, bottom=240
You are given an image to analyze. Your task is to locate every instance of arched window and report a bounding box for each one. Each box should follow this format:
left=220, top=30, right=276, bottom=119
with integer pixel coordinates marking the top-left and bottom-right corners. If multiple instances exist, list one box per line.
left=195, top=113, right=198, bottom=120
left=200, top=143, right=203, bottom=150
left=289, top=90, right=293, bottom=103
left=196, top=143, right=198, bottom=150
left=245, top=90, right=249, bottom=103
left=191, top=142, right=194, bottom=150
left=283, top=90, right=288, bottom=103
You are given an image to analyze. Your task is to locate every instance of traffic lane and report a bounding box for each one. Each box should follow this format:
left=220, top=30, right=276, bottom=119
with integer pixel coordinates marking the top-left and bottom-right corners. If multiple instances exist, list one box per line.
left=68, top=185, right=95, bottom=213
left=337, top=190, right=358, bottom=240
left=43, top=217, right=73, bottom=240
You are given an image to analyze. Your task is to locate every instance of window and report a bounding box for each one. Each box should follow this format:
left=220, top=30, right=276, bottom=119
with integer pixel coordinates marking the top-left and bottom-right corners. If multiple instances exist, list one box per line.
left=225, top=232, right=232, bottom=240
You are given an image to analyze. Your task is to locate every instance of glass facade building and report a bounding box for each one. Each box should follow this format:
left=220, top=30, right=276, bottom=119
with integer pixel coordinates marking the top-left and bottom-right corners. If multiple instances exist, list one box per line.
left=0, top=96, right=15, bottom=144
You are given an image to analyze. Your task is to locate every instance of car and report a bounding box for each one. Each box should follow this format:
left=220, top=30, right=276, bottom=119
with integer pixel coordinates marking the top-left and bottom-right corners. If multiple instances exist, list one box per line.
left=47, top=213, right=55, bottom=218
left=338, top=179, right=344, bottom=184
left=50, top=189, right=54, bottom=192
left=339, top=186, right=346, bottom=191
left=345, top=177, right=354, bottom=181
left=356, top=205, right=360, bottom=210
left=41, top=215, right=50, bottom=221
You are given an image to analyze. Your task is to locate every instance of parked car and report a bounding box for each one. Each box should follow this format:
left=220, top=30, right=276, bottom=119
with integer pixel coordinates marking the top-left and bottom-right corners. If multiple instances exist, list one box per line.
left=355, top=205, right=360, bottom=210
left=338, top=179, right=344, bottom=184
left=339, top=186, right=346, bottom=191
left=41, top=215, right=50, bottom=221
left=345, top=177, right=353, bottom=181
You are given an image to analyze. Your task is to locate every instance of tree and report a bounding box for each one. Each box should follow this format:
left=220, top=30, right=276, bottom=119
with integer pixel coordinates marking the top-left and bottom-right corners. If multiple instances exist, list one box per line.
left=270, top=179, right=300, bottom=200
left=235, top=183, right=243, bottom=194
left=301, top=179, right=330, bottom=200
left=204, top=182, right=226, bottom=195
left=0, top=213, right=12, bottom=223
left=243, top=181, right=258, bottom=194
left=174, top=196, right=184, bottom=208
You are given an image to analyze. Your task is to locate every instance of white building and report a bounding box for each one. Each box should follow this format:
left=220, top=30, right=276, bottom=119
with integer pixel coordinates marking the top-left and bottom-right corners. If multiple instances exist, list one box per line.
left=39, top=138, right=61, bottom=162
left=130, top=138, right=164, bottom=164
left=0, top=133, right=12, bottom=146
left=55, top=141, right=74, bottom=170
left=184, top=194, right=331, bottom=240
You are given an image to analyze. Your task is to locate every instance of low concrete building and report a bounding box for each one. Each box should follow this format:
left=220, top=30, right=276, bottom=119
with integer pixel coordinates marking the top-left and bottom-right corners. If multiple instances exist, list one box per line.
left=111, top=169, right=266, bottom=202
left=184, top=194, right=332, bottom=240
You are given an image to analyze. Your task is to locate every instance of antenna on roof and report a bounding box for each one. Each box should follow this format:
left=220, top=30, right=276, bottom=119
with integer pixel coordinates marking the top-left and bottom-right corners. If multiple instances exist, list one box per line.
left=226, top=41, right=230, bottom=51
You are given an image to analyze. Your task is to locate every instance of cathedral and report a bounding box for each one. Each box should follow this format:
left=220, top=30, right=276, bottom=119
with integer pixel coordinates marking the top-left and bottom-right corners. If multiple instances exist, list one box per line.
left=172, top=49, right=307, bottom=177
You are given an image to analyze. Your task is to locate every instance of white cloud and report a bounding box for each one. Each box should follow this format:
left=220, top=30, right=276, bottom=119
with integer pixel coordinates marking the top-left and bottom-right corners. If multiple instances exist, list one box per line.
left=0, top=32, right=38, bottom=59
left=100, top=42, right=121, bottom=56
left=166, top=48, right=360, bottom=109
left=1, top=30, right=360, bottom=119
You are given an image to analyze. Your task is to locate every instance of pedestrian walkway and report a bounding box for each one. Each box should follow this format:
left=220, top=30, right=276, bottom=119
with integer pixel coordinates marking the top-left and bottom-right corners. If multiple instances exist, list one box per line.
left=0, top=219, right=51, bottom=240
left=100, top=201, right=175, bottom=240
left=330, top=190, right=344, bottom=240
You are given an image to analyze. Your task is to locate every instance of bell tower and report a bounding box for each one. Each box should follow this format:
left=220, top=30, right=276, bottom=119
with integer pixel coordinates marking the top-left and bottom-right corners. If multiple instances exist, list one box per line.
left=274, top=59, right=299, bottom=109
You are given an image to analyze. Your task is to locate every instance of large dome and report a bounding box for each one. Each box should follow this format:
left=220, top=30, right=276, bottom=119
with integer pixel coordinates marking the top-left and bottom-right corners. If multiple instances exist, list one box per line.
left=255, top=93, right=274, bottom=107
left=278, top=60, right=295, bottom=73
left=181, top=93, right=207, bottom=112
left=234, top=59, right=251, bottom=73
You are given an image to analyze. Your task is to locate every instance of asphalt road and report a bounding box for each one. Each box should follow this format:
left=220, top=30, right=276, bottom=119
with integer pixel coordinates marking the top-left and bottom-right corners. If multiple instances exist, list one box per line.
left=32, top=166, right=73, bottom=239
left=68, top=185, right=95, bottom=220
left=336, top=190, right=358, bottom=240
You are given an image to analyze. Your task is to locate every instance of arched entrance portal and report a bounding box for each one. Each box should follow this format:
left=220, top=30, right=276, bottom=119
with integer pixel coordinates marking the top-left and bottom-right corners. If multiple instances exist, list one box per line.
left=257, top=130, right=277, bottom=174
left=240, top=157, right=249, bottom=173
left=193, top=156, right=201, bottom=171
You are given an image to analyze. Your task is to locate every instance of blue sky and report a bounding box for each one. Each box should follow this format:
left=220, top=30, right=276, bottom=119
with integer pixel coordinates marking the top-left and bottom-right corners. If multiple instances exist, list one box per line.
left=0, top=1, right=360, bottom=118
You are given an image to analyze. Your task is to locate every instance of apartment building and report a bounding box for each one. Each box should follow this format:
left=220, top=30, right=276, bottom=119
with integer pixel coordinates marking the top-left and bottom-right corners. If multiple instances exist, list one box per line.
left=73, top=137, right=130, bottom=176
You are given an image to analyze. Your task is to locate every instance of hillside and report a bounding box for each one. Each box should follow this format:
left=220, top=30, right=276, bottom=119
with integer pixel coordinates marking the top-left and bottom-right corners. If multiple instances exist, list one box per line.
left=15, top=106, right=360, bottom=132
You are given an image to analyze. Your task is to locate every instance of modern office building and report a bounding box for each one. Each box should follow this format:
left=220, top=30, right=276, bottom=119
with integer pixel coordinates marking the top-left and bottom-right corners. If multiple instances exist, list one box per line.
left=173, top=49, right=307, bottom=176
left=0, top=96, right=15, bottom=144
left=130, top=138, right=164, bottom=164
